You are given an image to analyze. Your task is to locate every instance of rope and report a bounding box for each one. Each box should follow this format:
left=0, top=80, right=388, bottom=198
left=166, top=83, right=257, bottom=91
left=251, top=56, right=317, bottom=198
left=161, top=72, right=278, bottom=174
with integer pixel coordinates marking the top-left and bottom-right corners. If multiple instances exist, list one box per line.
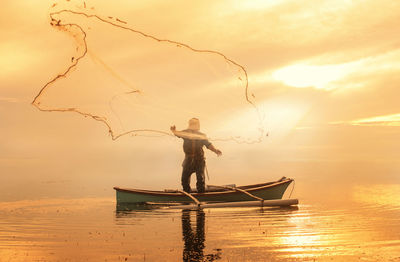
left=289, top=179, right=295, bottom=199
left=205, top=162, right=210, bottom=181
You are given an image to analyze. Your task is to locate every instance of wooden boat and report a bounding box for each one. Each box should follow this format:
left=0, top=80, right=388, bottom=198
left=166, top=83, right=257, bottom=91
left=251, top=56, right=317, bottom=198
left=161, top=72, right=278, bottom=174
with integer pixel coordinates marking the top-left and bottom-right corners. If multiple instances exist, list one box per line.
left=114, top=177, right=295, bottom=207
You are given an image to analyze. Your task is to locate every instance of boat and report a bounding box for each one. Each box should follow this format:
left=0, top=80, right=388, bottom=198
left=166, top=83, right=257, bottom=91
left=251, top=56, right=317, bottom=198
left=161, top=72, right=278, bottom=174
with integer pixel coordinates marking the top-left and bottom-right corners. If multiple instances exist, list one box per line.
left=114, top=177, right=296, bottom=209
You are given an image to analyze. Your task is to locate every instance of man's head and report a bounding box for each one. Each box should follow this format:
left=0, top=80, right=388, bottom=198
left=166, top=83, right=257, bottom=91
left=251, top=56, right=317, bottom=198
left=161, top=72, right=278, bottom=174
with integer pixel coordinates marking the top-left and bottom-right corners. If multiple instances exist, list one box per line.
left=188, top=118, right=200, bottom=131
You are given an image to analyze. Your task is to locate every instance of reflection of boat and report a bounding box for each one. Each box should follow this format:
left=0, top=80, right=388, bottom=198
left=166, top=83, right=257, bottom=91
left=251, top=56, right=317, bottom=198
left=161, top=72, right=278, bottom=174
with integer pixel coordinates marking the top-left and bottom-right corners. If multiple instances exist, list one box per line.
left=114, top=177, right=295, bottom=206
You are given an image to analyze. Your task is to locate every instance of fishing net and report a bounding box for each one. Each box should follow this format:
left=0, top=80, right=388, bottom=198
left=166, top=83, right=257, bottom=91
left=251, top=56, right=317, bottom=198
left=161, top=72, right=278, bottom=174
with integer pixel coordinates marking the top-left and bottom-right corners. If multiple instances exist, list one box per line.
left=33, top=1, right=266, bottom=143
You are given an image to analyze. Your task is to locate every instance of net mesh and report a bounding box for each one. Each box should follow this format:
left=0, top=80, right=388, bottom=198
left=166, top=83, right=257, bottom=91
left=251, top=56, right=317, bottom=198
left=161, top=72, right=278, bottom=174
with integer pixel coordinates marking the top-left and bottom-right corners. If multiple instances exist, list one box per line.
left=33, top=1, right=266, bottom=143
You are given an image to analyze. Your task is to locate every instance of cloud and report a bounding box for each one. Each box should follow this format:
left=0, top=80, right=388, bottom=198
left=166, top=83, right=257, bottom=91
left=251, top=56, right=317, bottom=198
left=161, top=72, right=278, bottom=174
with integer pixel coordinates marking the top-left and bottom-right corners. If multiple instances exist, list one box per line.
left=0, top=96, right=19, bottom=103
left=341, top=113, right=400, bottom=127
left=269, top=48, right=400, bottom=90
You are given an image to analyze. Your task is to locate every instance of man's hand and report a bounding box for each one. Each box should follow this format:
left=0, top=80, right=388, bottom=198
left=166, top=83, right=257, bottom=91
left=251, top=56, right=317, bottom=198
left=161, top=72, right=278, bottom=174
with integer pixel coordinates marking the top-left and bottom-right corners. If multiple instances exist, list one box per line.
left=215, top=149, right=222, bottom=157
left=170, top=125, right=176, bottom=132
left=208, top=144, right=222, bottom=157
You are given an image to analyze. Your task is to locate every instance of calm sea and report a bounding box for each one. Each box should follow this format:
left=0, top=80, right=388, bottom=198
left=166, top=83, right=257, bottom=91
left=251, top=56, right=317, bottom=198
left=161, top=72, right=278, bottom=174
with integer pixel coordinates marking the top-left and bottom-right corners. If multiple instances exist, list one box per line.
left=0, top=182, right=399, bottom=261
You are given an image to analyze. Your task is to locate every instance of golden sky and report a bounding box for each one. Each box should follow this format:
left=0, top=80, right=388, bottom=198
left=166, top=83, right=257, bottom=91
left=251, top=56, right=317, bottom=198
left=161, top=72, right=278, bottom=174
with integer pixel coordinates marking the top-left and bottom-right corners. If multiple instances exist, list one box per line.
left=1, top=0, right=400, bottom=201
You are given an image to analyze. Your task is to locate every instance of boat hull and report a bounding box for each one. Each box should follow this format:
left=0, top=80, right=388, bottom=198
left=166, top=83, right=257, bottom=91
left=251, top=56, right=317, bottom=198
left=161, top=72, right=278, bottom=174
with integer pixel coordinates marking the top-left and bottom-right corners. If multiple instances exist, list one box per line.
left=114, top=178, right=293, bottom=205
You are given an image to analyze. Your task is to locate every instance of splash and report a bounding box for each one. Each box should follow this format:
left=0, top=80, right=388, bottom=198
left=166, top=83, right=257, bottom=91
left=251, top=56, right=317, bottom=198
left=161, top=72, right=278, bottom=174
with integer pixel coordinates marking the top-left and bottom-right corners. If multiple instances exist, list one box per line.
left=33, top=1, right=265, bottom=143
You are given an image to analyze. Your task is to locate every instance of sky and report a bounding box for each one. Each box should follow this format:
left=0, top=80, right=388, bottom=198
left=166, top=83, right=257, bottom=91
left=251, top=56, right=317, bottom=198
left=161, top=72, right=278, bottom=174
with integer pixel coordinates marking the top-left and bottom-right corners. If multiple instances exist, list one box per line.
left=1, top=0, right=400, bottom=202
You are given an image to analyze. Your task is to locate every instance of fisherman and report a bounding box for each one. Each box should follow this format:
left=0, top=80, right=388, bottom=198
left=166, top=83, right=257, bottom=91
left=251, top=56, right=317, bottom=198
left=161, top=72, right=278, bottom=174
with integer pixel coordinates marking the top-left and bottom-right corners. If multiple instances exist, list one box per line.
left=171, top=118, right=222, bottom=193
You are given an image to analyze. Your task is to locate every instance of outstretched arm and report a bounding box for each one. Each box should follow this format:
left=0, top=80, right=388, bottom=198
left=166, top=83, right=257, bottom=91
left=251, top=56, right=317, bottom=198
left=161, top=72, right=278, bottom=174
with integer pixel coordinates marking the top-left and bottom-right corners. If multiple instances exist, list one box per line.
left=170, top=125, right=185, bottom=139
left=171, top=125, right=207, bottom=140
left=207, top=144, right=222, bottom=156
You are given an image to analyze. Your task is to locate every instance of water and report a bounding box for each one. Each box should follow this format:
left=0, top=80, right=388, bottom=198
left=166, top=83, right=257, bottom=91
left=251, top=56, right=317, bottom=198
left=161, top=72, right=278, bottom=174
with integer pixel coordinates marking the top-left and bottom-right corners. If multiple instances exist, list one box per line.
left=0, top=184, right=399, bottom=261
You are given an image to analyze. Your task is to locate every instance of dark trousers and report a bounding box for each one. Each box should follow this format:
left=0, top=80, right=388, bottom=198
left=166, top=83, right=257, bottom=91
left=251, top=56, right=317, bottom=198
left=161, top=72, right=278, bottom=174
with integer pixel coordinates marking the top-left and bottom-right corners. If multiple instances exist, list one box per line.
left=181, top=157, right=206, bottom=193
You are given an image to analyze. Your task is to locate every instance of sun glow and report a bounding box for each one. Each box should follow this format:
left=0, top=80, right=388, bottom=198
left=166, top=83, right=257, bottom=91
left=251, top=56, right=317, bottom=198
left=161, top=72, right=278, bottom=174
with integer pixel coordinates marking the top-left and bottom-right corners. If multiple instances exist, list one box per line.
left=272, top=64, right=349, bottom=90
left=220, top=100, right=310, bottom=143
left=262, top=100, right=311, bottom=139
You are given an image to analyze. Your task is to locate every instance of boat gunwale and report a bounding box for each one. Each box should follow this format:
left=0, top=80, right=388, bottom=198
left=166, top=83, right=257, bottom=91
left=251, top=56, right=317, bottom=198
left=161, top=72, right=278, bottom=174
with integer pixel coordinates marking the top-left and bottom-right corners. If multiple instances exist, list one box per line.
left=113, top=178, right=293, bottom=197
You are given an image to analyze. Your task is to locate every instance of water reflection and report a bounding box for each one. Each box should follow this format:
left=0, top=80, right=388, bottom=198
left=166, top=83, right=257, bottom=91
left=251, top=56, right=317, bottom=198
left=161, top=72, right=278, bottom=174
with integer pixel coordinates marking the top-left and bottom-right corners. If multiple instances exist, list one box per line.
left=182, top=210, right=221, bottom=262
left=182, top=209, right=205, bottom=261
left=353, top=184, right=400, bottom=208
left=1, top=196, right=399, bottom=261
left=181, top=209, right=222, bottom=262
left=116, top=202, right=162, bottom=212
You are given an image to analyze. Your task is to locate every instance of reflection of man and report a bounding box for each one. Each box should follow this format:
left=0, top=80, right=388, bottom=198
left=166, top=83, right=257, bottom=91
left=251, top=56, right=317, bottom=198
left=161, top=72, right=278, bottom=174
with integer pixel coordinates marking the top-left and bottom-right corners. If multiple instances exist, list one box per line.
left=171, top=118, right=222, bottom=193
left=181, top=209, right=205, bottom=261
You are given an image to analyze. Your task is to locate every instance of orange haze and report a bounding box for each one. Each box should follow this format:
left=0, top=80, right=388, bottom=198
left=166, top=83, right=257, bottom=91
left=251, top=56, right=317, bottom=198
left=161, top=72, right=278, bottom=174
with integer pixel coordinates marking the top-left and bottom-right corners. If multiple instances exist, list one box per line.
left=1, top=0, right=400, bottom=201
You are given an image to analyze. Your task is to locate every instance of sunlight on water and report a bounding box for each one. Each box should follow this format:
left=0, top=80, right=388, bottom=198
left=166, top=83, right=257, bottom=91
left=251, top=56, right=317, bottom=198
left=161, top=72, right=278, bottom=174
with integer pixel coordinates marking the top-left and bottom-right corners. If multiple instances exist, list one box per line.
left=0, top=194, right=399, bottom=261
left=353, top=184, right=400, bottom=207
